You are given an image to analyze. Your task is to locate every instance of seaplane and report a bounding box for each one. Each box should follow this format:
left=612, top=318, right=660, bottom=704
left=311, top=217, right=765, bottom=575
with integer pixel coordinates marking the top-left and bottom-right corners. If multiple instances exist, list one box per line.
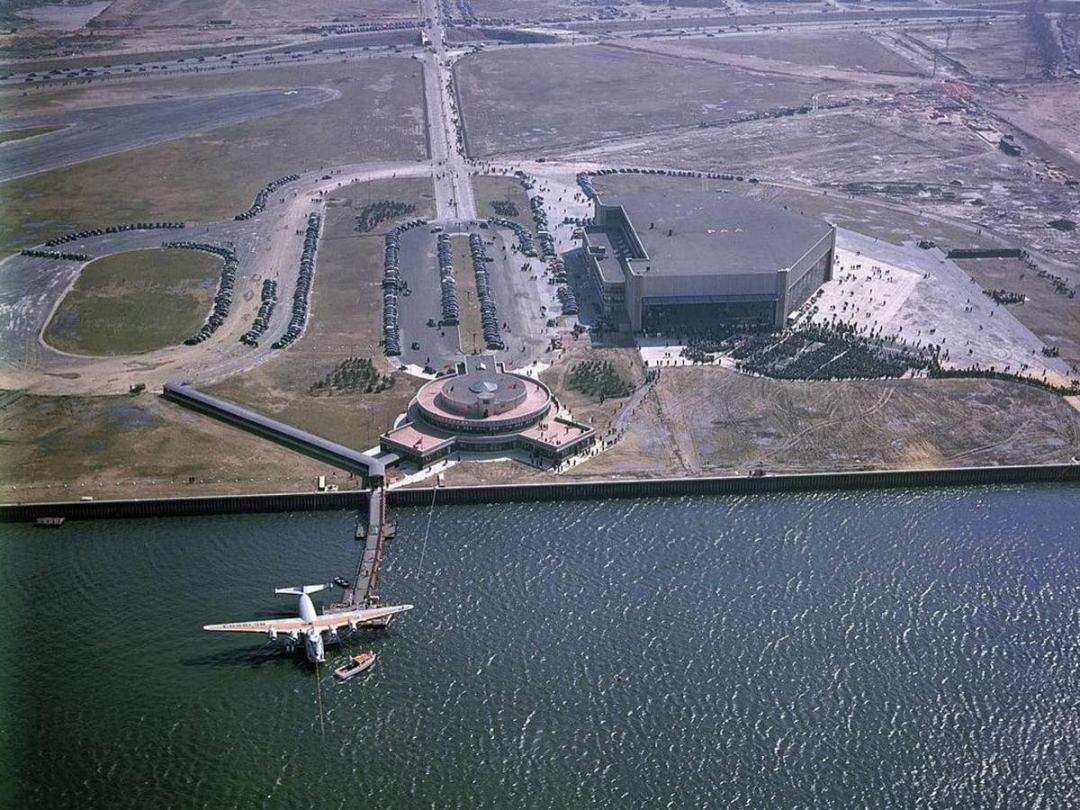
left=203, top=584, right=413, bottom=663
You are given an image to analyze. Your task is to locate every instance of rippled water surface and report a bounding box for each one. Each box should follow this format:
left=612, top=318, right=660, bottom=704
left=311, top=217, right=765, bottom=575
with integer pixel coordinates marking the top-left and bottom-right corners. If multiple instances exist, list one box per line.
left=2, top=486, right=1078, bottom=807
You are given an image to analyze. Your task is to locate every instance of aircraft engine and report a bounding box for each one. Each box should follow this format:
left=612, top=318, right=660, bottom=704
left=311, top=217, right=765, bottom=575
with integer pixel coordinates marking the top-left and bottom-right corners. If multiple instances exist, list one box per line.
left=267, top=628, right=278, bottom=640
left=348, top=620, right=358, bottom=632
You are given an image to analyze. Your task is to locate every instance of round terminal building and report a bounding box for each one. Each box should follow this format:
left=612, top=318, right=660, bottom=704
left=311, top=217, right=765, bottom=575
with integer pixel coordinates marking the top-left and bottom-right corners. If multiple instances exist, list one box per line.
left=381, top=355, right=594, bottom=467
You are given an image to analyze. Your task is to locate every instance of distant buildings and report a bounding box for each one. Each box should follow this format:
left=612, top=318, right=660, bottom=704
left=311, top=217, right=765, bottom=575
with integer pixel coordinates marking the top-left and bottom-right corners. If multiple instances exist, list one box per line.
left=581, top=190, right=836, bottom=331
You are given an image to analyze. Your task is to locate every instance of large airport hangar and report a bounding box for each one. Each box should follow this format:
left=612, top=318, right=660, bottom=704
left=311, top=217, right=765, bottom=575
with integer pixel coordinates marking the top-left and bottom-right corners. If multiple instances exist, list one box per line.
left=580, top=190, right=836, bottom=331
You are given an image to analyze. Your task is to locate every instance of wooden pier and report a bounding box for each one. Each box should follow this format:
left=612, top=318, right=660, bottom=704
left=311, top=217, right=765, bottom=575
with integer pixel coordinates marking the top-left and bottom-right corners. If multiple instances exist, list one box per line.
left=341, top=484, right=389, bottom=610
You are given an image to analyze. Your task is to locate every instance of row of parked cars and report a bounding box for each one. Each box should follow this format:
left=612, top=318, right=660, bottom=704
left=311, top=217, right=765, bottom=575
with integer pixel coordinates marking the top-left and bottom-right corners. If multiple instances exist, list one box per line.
left=557, top=285, right=579, bottom=316
left=272, top=213, right=321, bottom=350
left=165, top=241, right=239, bottom=346
left=382, top=218, right=428, bottom=356
left=576, top=172, right=597, bottom=201
left=235, top=174, right=301, bottom=221
left=549, top=256, right=578, bottom=315
left=240, top=279, right=278, bottom=347
left=44, top=221, right=184, bottom=247
left=487, top=217, right=536, bottom=257
left=436, top=233, right=460, bottom=326
left=20, top=249, right=88, bottom=261
left=587, top=167, right=755, bottom=183
left=528, top=195, right=556, bottom=259
left=468, top=233, right=504, bottom=351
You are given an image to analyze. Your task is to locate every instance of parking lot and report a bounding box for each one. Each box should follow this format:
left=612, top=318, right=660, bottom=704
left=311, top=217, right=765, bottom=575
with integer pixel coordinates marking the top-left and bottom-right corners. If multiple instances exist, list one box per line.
left=393, top=222, right=554, bottom=372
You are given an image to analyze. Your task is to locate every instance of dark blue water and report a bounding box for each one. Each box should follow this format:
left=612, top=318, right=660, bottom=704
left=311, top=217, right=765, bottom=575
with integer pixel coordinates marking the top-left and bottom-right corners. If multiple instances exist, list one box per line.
left=2, top=486, right=1078, bottom=808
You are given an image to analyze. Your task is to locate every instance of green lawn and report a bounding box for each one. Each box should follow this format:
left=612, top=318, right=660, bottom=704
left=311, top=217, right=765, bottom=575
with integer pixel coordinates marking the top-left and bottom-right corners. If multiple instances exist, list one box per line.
left=43, top=248, right=221, bottom=355
left=450, top=235, right=484, bottom=355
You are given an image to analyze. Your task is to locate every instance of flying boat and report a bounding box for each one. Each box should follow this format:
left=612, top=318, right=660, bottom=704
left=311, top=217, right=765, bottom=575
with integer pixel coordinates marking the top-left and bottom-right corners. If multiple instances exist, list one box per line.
left=203, top=584, right=413, bottom=663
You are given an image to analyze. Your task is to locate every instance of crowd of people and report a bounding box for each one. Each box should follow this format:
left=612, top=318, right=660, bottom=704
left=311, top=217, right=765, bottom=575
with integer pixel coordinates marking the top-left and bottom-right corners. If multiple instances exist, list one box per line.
left=382, top=218, right=427, bottom=356
left=678, top=327, right=741, bottom=363
left=487, top=217, right=535, bottom=256
left=983, top=288, right=1026, bottom=305
left=240, top=279, right=278, bottom=347
left=729, top=323, right=937, bottom=381
left=44, top=221, right=184, bottom=247
left=469, top=233, right=504, bottom=350
left=165, top=241, right=238, bottom=346
left=355, top=200, right=417, bottom=234
left=930, top=365, right=1080, bottom=394
left=436, top=232, right=460, bottom=326
left=271, top=213, right=321, bottom=350
left=490, top=199, right=520, bottom=218
left=234, top=174, right=299, bottom=221
left=20, top=249, right=89, bottom=261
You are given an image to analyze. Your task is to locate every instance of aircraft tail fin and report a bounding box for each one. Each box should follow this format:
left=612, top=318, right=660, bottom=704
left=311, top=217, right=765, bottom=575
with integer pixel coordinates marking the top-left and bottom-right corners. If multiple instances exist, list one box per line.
left=274, top=584, right=330, bottom=596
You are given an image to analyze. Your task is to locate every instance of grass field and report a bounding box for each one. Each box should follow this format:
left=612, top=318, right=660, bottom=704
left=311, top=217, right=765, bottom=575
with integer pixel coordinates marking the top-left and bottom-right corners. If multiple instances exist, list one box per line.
left=0, top=58, right=426, bottom=254
left=205, top=177, right=435, bottom=451
left=0, top=125, right=62, bottom=144
left=43, top=248, right=221, bottom=356
left=451, top=235, right=483, bottom=355
left=472, top=174, right=533, bottom=229
left=0, top=390, right=344, bottom=502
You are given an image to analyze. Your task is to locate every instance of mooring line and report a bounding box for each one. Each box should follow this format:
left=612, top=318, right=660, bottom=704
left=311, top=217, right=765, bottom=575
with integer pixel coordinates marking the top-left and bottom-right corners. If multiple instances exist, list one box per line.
left=415, top=483, right=438, bottom=581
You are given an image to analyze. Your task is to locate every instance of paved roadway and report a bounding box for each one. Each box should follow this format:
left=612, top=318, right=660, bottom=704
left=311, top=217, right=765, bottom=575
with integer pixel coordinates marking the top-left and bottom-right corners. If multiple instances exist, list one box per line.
left=0, top=42, right=421, bottom=89
left=0, top=87, right=337, bottom=183
left=420, top=0, right=476, bottom=223
left=396, top=225, right=460, bottom=370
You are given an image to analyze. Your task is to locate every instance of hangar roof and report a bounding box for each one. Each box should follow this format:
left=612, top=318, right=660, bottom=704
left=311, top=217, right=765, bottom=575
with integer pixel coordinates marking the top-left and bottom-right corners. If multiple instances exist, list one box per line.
left=600, top=191, right=833, bottom=278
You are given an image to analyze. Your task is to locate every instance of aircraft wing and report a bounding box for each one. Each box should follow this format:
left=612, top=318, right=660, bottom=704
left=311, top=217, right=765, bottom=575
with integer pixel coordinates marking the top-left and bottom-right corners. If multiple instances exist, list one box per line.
left=203, top=604, right=414, bottom=634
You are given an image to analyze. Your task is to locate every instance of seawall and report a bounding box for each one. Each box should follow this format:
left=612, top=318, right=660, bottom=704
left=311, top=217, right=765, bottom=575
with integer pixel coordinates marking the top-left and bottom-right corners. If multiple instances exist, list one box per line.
left=2, top=463, right=1078, bottom=523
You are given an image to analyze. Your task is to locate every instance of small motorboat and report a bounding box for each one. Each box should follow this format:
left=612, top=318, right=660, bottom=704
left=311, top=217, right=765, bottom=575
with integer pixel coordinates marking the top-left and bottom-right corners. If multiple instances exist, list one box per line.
left=333, top=652, right=377, bottom=681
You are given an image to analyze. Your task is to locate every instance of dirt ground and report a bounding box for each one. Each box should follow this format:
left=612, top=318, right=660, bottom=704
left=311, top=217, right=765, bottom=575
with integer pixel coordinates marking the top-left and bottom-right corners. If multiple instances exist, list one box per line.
left=204, top=177, right=436, bottom=452
left=566, top=366, right=1080, bottom=478
left=0, top=390, right=352, bottom=502
left=905, top=20, right=1039, bottom=82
